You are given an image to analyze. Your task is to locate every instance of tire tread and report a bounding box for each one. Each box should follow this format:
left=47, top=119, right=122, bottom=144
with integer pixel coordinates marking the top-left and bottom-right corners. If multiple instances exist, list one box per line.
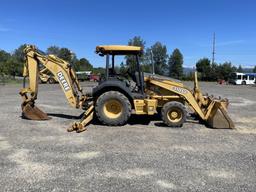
left=95, top=91, right=131, bottom=126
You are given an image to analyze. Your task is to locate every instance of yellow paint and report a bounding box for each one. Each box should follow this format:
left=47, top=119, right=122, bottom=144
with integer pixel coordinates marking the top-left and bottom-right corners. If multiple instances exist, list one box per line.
left=103, top=99, right=123, bottom=119
left=133, top=99, right=157, bottom=115
left=96, top=45, right=142, bottom=52
left=167, top=109, right=182, bottom=123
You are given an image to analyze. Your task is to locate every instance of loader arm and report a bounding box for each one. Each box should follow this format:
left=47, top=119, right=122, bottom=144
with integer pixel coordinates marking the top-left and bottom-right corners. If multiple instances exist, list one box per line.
left=148, top=75, right=234, bottom=129
left=20, top=45, right=93, bottom=132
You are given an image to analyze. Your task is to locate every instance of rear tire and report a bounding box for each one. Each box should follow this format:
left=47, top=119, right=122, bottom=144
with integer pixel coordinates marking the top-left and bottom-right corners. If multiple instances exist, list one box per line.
left=242, top=81, right=246, bottom=85
left=161, top=101, right=187, bottom=127
left=48, top=78, right=55, bottom=84
left=95, top=91, right=131, bottom=126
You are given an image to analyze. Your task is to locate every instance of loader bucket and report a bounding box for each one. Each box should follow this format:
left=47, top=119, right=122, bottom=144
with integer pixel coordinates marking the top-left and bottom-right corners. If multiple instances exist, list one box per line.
left=21, top=102, right=51, bottom=120
left=206, top=102, right=234, bottom=129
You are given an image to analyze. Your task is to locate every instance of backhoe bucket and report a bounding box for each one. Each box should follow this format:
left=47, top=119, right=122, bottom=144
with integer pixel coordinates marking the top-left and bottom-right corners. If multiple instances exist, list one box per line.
left=206, top=102, right=234, bottom=129
left=22, top=102, right=50, bottom=120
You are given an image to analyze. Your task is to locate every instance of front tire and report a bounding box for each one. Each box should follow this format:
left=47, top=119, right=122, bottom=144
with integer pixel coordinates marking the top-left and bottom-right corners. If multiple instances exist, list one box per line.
left=161, top=101, right=187, bottom=127
left=95, top=91, right=131, bottom=126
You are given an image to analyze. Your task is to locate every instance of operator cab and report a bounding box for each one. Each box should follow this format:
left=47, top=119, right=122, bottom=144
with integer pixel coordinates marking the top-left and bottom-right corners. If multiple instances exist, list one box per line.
left=95, top=45, right=144, bottom=95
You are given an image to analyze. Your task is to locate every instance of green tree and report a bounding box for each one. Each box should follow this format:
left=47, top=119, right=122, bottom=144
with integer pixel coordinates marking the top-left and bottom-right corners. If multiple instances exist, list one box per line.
left=141, top=63, right=151, bottom=73
left=168, top=48, right=183, bottom=79
left=209, top=62, right=218, bottom=81
left=11, top=44, right=27, bottom=77
left=0, top=50, right=11, bottom=75
left=148, top=42, right=168, bottom=75
left=143, top=48, right=153, bottom=73
left=47, top=46, right=92, bottom=72
left=125, top=36, right=146, bottom=71
left=5, top=57, right=21, bottom=78
left=58, top=48, right=73, bottom=63
left=93, top=67, right=105, bottom=75
left=119, top=62, right=126, bottom=74
left=75, top=58, right=93, bottom=71
left=182, top=71, right=194, bottom=81
left=70, top=54, right=79, bottom=69
left=196, top=58, right=211, bottom=81
left=13, top=44, right=27, bottom=62
left=253, top=66, right=256, bottom=73
left=46, top=46, right=60, bottom=55
left=217, top=62, right=237, bottom=80
left=237, top=65, right=243, bottom=72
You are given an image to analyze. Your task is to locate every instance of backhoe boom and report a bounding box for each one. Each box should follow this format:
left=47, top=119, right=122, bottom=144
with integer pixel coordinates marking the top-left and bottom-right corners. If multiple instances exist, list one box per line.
left=20, top=45, right=93, bottom=132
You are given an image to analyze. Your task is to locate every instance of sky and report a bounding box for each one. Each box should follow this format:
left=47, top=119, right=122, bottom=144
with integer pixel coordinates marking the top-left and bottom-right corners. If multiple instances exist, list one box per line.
left=0, top=0, right=256, bottom=68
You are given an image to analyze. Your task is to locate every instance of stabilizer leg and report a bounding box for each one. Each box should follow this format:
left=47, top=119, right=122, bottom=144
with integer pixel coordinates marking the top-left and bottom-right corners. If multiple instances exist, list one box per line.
left=68, top=105, right=94, bottom=133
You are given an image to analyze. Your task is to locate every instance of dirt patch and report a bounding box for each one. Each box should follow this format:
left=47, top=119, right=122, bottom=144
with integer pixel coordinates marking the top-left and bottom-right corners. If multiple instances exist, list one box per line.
left=29, top=135, right=88, bottom=145
left=207, top=170, right=236, bottom=179
left=234, top=117, right=256, bottom=133
left=8, top=149, right=53, bottom=181
left=171, top=145, right=195, bottom=151
left=156, top=180, right=177, bottom=189
left=72, top=151, right=100, bottom=159
left=0, top=140, right=12, bottom=151
left=104, top=168, right=154, bottom=179
left=230, top=98, right=256, bottom=107
left=236, top=128, right=256, bottom=134
left=0, top=135, right=12, bottom=151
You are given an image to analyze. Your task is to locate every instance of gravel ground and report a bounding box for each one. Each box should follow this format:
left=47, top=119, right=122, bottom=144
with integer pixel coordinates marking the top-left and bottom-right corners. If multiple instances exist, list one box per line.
left=0, top=81, right=255, bottom=192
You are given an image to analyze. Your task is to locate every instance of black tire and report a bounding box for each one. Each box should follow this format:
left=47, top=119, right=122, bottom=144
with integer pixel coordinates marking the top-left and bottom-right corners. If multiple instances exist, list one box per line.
left=161, top=101, right=187, bottom=127
left=48, top=78, right=55, bottom=84
left=242, top=81, right=246, bottom=85
left=95, top=91, right=131, bottom=126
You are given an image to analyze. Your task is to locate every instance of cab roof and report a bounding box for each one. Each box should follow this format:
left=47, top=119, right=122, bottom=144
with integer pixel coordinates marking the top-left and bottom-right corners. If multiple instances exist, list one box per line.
left=96, top=45, right=143, bottom=55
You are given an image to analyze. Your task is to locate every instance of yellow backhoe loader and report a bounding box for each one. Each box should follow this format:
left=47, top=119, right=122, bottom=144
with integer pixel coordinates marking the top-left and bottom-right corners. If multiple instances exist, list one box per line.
left=20, top=45, right=234, bottom=133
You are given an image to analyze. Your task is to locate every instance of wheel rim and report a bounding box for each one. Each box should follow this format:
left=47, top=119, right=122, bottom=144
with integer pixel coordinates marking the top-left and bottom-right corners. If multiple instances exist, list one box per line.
left=167, top=108, right=182, bottom=123
left=103, top=99, right=123, bottom=119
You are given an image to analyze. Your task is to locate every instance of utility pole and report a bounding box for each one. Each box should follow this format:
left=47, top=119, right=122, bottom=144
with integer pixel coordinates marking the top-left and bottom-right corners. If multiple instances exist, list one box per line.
left=212, top=32, right=216, bottom=65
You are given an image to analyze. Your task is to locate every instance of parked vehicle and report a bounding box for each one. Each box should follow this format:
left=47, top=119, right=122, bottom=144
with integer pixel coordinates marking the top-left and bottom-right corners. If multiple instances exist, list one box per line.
left=229, top=72, right=256, bottom=85
left=90, top=74, right=100, bottom=82
left=76, top=71, right=91, bottom=81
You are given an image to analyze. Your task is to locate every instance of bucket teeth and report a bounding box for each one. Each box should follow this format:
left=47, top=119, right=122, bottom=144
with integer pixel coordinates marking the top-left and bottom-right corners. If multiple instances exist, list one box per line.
left=22, top=103, right=50, bottom=120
